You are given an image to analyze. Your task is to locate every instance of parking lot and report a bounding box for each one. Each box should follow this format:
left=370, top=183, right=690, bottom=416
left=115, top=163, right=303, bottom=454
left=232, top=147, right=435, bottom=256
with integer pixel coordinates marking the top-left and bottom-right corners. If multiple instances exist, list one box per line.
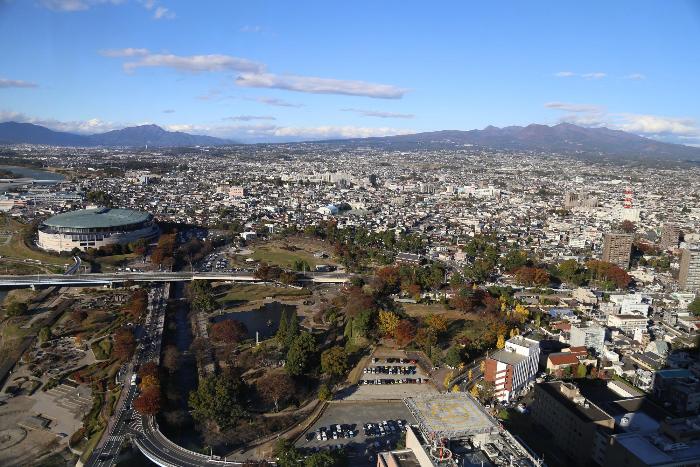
left=295, top=401, right=416, bottom=466
left=341, top=354, right=438, bottom=401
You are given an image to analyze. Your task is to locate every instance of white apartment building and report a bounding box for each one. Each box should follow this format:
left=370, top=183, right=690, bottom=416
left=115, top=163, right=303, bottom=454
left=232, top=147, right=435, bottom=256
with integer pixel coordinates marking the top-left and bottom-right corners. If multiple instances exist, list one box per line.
left=484, top=336, right=540, bottom=402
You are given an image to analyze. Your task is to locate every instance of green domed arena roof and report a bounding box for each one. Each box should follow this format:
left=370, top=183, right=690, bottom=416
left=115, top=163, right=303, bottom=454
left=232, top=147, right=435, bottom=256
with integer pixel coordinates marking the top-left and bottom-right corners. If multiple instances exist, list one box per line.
left=42, top=208, right=151, bottom=229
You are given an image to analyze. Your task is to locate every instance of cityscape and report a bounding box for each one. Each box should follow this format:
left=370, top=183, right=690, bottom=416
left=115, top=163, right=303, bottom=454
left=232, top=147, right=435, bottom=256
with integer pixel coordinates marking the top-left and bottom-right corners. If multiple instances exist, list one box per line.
left=0, top=2, right=699, bottom=467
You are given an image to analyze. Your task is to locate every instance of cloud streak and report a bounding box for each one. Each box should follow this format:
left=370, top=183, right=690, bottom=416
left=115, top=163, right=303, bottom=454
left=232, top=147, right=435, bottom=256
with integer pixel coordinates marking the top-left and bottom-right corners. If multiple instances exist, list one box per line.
left=0, top=110, right=123, bottom=134
left=251, top=97, right=304, bottom=108
left=122, top=53, right=265, bottom=73
left=224, top=115, right=277, bottom=122
left=341, top=108, right=414, bottom=119
left=554, top=71, right=607, bottom=79
left=236, top=73, right=409, bottom=99
left=0, top=78, right=38, bottom=89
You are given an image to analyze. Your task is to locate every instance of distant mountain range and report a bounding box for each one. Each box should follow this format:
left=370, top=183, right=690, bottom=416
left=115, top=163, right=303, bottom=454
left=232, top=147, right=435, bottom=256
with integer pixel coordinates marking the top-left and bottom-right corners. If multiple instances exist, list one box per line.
left=0, top=122, right=234, bottom=147
left=322, top=122, right=700, bottom=160
left=1, top=120, right=699, bottom=159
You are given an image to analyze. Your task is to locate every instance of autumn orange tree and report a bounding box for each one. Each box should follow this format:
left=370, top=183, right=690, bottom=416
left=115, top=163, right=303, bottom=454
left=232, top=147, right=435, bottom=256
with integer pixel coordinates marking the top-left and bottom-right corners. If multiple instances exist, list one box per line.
left=211, top=319, right=248, bottom=344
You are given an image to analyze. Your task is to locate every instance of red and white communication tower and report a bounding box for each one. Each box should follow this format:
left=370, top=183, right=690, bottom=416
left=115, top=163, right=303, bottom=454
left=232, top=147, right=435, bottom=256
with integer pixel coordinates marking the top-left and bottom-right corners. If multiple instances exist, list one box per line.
left=623, top=186, right=633, bottom=209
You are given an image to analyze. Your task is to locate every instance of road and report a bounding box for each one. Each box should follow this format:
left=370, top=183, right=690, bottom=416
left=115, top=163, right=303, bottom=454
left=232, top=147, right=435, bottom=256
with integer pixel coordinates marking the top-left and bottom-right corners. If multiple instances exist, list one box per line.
left=86, top=285, right=168, bottom=467
left=0, top=270, right=349, bottom=287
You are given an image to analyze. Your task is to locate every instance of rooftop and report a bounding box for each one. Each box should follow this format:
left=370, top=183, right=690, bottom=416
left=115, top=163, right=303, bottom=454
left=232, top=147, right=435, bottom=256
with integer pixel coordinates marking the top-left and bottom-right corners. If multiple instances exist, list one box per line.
left=42, top=207, right=151, bottom=229
left=404, top=393, right=498, bottom=439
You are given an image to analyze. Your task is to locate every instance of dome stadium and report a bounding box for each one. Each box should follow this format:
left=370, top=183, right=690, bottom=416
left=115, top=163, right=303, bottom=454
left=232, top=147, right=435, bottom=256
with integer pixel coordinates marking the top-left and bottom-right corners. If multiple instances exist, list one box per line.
left=37, top=207, right=159, bottom=252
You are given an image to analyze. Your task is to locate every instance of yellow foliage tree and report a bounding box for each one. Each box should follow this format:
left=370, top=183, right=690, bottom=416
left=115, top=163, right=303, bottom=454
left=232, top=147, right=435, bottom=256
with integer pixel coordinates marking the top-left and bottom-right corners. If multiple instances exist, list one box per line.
left=470, top=385, right=479, bottom=398
left=451, top=384, right=460, bottom=393
left=425, top=313, right=448, bottom=334
left=140, top=374, right=159, bottom=391
left=480, top=360, right=486, bottom=372
left=496, top=334, right=505, bottom=349
left=377, top=310, right=400, bottom=337
left=514, top=304, right=529, bottom=322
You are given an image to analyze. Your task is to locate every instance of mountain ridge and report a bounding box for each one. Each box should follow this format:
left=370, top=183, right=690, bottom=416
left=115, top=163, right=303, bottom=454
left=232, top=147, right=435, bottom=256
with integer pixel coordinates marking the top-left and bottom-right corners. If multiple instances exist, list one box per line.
left=0, top=122, right=235, bottom=147
left=318, top=122, right=700, bottom=159
left=0, top=121, right=698, bottom=159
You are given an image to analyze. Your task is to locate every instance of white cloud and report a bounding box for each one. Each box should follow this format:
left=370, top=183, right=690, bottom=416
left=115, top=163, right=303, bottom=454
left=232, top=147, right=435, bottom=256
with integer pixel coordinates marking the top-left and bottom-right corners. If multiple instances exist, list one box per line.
left=224, top=115, right=276, bottom=122
left=624, top=73, right=646, bottom=80
left=615, top=114, right=698, bottom=136
left=40, top=0, right=123, bottom=11
left=0, top=78, right=38, bottom=89
left=544, top=102, right=604, bottom=113
left=162, top=109, right=175, bottom=113
left=544, top=102, right=700, bottom=143
left=0, top=110, right=122, bottom=134
left=252, top=97, right=304, bottom=108
left=122, top=53, right=265, bottom=73
left=41, top=0, right=172, bottom=18
left=554, top=71, right=607, bottom=79
left=153, top=5, right=174, bottom=19
left=341, top=108, right=414, bottom=119
left=99, top=48, right=150, bottom=57
left=163, top=121, right=412, bottom=141
left=235, top=73, right=409, bottom=99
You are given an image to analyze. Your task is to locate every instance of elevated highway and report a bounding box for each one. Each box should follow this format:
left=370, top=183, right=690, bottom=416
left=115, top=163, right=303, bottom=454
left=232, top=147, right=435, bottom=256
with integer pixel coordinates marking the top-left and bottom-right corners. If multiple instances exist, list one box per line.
left=0, top=270, right=349, bottom=288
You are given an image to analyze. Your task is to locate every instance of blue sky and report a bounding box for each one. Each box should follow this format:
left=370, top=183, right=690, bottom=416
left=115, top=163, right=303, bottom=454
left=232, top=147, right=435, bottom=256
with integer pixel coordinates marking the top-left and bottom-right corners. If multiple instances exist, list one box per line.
left=1, top=0, right=699, bottom=143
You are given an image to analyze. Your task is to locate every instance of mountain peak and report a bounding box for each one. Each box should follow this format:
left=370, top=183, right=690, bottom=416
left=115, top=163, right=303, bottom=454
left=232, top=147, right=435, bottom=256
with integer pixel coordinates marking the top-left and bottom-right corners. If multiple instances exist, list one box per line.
left=0, top=121, right=234, bottom=147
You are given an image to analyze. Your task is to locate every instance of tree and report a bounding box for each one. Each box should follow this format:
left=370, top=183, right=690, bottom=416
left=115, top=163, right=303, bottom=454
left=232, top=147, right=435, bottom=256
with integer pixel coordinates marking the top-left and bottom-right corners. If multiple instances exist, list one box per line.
left=190, top=281, right=217, bottom=313
left=211, top=319, right=248, bottom=344
left=38, top=326, right=52, bottom=344
left=513, top=304, right=529, bottom=322
left=162, top=345, right=180, bottom=373
left=352, top=309, right=375, bottom=338
left=140, top=374, right=159, bottom=391
left=139, top=362, right=159, bottom=379
left=415, top=328, right=438, bottom=353
left=256, top=372, right=295, bottom=412
left=285, top=332, right=316, bottom=376
left=444, top=346, right=462, bottom=368
left=620, top=220, right=636, bottom=233
left=475, top=380, right=495, bottom=403
left=424, top=314, right=448, bottom=335
left=321, top=346, right=349, bottom=378
left=71, top=308, right=87, bottom=323
left=576, top=364, right=588, bottom=379
left=274, top=439, right=301, bottom=467
left=188, top=369, right=248, bottom=430
left=318, top=383, right=332, bottom=402
left=5, top=301, right=28, bottom=317
left=688, top=297, right=700, bottom=316
left=394, top=320, right=416, bottom=347
left=125, top=289, right=148, bottom=320
left=377, top=310, right=400, bottom=337
left=134, top=386, right=161, bottom=415
left=113, top=327, right=136, bottom=361
left=496, top=334, right=505, bottom=349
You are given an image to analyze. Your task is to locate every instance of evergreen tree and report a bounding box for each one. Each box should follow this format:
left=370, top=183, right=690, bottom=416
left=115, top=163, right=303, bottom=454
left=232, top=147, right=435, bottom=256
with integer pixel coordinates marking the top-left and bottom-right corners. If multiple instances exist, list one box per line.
left=276, top=310, right=289, bottom=345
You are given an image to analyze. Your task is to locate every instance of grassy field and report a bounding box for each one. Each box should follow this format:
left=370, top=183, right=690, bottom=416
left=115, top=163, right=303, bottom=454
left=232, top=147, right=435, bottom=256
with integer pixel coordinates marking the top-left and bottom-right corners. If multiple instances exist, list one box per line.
left=0, top=217, right=72, bottom=266
left=95, top=253, right=139, bottom=271
left=216, top=283, right=310, bottom=304
left=248, top=246, right=323, bottom=269
left=0, top=259, right=61, bottom=275
left=91, top=337, right=112, bottom=361
left=402, top=303, right=464, bottom=319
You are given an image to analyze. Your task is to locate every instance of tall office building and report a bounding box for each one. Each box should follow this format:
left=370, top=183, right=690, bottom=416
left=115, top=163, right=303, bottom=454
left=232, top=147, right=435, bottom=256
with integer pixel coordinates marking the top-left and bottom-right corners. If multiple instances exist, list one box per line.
left=659, top=223, right=681, bottom=250
left=602, top=233, right=633, bottom=269
left=679, top=246, right=700, bottom=292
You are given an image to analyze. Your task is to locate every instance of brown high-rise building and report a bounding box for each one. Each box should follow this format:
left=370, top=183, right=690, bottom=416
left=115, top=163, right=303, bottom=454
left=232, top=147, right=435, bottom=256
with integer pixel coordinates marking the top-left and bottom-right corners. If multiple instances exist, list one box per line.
left=602, top=233, right=633, bottom=269
left=659, top=223, right=681, bottom=250
left=679, top=246, right=700, bottom=292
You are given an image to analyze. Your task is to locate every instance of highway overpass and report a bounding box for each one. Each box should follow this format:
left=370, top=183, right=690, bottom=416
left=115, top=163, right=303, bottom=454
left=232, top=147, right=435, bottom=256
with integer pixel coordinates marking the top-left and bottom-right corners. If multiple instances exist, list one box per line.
left=0, top=271, right=349, bottom=288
